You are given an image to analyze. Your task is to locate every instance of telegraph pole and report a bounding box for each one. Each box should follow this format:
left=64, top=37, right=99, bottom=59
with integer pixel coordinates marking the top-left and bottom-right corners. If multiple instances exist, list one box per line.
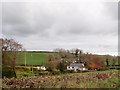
left=25, top=51, right=26, bottom=66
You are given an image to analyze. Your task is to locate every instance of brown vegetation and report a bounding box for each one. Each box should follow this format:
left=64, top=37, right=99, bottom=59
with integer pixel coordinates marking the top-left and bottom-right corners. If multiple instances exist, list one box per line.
left=2, top=70, right=119, bottom=88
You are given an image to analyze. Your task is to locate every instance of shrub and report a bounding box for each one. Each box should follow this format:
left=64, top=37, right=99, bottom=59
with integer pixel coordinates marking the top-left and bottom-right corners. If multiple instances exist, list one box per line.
left=15, top=66, right=31, bottom=71
left=2, top=66, right=15, bottom=78
left=65, top=70, right=74, bottom=73
left=52, top=69, right=61, bottom=75
left=39, top=71, right=50, bottom=76
left=32, top=67, right=38, bottom=71
left=23, top=74, right=28, bottom=77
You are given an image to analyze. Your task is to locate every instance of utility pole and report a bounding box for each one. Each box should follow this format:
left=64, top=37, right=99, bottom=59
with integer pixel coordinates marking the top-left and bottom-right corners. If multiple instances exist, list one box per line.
left=25, top=51, right=26, bottom=66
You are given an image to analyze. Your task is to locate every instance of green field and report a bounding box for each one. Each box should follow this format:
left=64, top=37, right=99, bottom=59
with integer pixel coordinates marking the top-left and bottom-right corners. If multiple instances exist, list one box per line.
left=16, top=52, right=50, bottom=65
left=5, top=51, right=119, bottom=66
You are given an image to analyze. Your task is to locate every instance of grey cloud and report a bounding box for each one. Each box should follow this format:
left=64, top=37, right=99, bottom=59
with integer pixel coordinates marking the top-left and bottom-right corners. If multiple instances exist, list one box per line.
left=2, top=2, right=28, bottom=24
left=2, top=2, right=55, bottom=37
left=2, top=2, right=34, bottom=37
left=0, top=2, right=2, bottom=37
left=2, top=1, right=118, bottom=55
left=103, top=2, right=118, bottom=20
left=3, top=2, right=118, bottom=37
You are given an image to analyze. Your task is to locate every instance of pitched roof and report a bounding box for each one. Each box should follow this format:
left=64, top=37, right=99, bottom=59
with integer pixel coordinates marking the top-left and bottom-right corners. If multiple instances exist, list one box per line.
left=69, top=63, right=84, bottom=67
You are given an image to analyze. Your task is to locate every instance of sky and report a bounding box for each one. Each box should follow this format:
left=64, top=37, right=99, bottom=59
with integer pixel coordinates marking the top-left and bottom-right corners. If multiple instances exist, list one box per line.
left=1, top=0, right=118, bottom=56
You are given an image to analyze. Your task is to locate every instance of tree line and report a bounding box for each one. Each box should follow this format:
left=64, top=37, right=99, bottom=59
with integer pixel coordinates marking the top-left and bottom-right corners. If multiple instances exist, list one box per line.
left=1, top=38, right=119, bottom=78
left=45, top=48, right=119, bottom=73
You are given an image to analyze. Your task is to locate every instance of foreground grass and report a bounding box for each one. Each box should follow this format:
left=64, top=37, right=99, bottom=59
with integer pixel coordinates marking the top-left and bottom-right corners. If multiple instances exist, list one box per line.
left=2, top=70, right=119, bottom=88
left=16, top=70, right=37, bottom=78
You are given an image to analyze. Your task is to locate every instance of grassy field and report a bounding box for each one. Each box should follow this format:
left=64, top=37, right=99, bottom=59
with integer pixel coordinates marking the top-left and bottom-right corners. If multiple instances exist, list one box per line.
left=2, top=70, right=119, bottom=88
left=16, top=52, right=50, bottom=65
left=6, top=51, right=118, bottom=66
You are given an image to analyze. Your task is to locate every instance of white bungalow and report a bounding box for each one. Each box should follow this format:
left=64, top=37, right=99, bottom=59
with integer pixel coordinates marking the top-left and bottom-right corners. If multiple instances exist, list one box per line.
left=67, top=63, right=87, bottom=72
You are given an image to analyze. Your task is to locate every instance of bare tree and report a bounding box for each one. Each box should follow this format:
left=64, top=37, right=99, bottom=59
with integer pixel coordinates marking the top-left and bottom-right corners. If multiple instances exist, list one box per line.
left=2, top=38, right=23, bottom=78
left=53, top=48, right=66, bottom=53
left=53, top=48, right=67, bottom=59
left=70, top=48, right=83, bottom=62
left=45, top=54, right=60, bottom=71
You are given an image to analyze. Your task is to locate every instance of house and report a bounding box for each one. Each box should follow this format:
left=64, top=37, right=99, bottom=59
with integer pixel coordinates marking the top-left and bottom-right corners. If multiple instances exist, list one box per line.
left=33, top=66, right=46, bottom=71
left=67, top=63, right=87, bottom=72
left=40, top=66, right=46, bottom=70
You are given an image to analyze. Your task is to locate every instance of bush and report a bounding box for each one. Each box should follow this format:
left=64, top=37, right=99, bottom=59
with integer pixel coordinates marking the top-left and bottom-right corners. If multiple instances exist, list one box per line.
left=15, top=66, right=31, bottom=71
left=2, top=66, right=15, bottom=78
left=23, top=74, right=28, bottom=77
left=52, top=69, right=61, bottom=75
left=39, top=71, right=50, bottom=76
left=32, top=67, right=38, bottom=71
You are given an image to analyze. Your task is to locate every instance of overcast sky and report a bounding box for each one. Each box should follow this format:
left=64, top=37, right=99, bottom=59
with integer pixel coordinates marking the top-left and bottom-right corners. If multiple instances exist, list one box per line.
left=1, top=0, right=118, bottom=55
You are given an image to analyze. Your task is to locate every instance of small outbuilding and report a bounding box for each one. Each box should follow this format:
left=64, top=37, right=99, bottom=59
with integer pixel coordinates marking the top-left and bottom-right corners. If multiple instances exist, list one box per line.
left=40, top=66, right=46, bottom=70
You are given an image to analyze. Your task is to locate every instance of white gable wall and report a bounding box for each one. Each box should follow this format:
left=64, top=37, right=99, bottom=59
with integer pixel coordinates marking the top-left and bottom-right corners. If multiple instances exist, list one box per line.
left=67, top=66, right=87, bottom=71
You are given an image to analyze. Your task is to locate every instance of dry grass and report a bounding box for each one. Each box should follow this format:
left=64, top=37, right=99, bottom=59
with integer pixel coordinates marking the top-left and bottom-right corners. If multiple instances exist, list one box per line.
left=2, top=70, right=119, bottom=88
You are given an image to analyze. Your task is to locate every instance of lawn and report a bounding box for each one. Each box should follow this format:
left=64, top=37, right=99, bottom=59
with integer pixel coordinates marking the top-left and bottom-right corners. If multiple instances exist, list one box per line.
left=16, top=52, right=50, bottom=65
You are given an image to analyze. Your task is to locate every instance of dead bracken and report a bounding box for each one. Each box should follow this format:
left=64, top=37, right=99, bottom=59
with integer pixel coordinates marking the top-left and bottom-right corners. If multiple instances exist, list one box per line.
left=2, top=70, right=119, bottom=88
